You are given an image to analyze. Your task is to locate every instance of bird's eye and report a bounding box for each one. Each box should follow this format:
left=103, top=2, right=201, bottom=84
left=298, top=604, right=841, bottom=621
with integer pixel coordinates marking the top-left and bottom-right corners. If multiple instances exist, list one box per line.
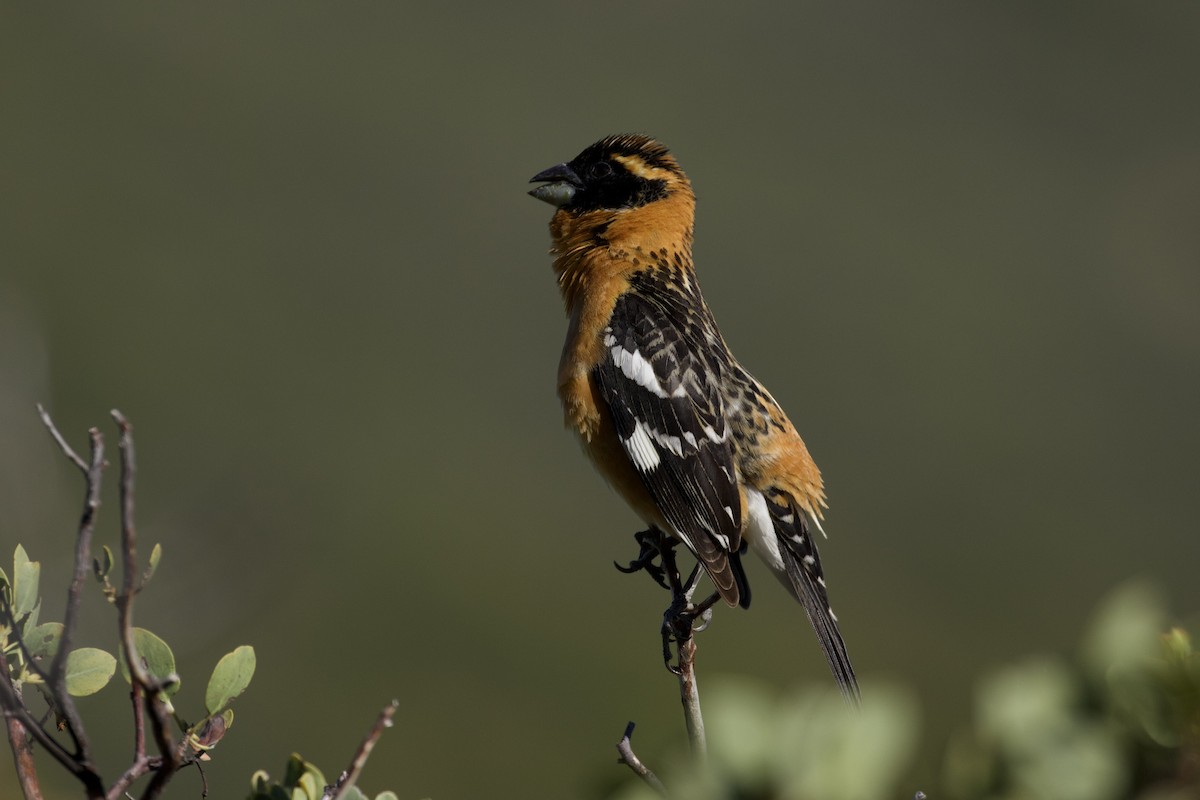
left=590, top=162, right=613, bottom=179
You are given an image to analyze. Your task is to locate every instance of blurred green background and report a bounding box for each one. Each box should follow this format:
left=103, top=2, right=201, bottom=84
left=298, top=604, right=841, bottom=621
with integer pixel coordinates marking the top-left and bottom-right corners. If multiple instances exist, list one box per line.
left=2, top=3, right=1198, bottom=798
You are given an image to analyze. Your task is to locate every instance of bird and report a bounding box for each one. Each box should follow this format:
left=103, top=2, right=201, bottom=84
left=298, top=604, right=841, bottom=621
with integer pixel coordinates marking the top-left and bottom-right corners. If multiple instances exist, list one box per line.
left=529, top=134, right=858, bottom=700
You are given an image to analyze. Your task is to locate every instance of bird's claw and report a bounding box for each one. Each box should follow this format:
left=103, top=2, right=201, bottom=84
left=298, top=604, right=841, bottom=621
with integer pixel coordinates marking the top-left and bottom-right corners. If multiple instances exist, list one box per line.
left=616, top=529, right=717, bottom=672
left=614, top=529, right=673, bottom=591
left=660, top=596, right=714, bottom=673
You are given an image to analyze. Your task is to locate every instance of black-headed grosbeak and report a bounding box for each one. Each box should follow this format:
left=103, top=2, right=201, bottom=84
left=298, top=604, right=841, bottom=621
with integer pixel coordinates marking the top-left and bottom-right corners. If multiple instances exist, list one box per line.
left=529, top=134, right=858, bottom=700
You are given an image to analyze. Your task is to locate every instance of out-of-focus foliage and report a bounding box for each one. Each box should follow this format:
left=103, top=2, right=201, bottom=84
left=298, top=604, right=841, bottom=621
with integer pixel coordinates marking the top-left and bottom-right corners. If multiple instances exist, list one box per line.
left=612, top=582, right=1199, bottom=800
left=247, top=753, right=401, bottom=800
left=946, top=582, right=1198, bottom=800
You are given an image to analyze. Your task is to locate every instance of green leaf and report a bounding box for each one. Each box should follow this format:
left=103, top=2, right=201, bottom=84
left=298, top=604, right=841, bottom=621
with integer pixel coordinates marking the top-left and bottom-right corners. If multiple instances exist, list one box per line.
left=249, top=769, right=271, bottom=795
left=283, top=754, right=307, bottom=789
left=205, top=645, right=255, bottom=714
left=22, top=600, right=41, bottom=634
left=297, top=771, right=321, bottom=800
left=93, top=545, right=114, bottom=581
left=64, top=648, right=117, bottom=696
left=374, top=792, right=399, bottom=800
left=25, top=622, right=63, bottom=659
left=119, top=628, right=179, bottom=696
left=340, top=787, right=368, bottom=800
left=305, top=760, right=325, bottom=795
left=12, top=545, right=40, bottom=618
left=144, top=543, right=163, bottom=584
left=1083, top=580, right=1166, bottom=676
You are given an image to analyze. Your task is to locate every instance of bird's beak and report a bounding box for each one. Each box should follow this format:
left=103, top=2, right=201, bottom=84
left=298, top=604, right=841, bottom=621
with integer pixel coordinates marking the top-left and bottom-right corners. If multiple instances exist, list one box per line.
left=528, top=163, right=583, bottom=207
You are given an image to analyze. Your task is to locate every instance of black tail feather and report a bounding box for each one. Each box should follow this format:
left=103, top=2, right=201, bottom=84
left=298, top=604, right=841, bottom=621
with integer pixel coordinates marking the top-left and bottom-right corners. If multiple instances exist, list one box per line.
left=782, top=548, right=860, bottom=704
left=731, top=543, right=752, bottom=609
left=766, top=490, right=860, bottom=704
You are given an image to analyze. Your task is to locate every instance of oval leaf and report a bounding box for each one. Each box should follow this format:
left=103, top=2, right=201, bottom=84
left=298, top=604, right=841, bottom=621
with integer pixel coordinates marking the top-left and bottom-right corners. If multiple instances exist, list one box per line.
left=119, top=628, right=180, bottom=696
left=22, top=600, right=41, bottom=634
left=144, top=543, right=163, bottom=584
left=65, top=648, right=117, bottom=696
left=205, top=645, right=256, bottom=714
left=13, top=545, right=40, bottom=618
left=25, top=622, right=63, bottom=659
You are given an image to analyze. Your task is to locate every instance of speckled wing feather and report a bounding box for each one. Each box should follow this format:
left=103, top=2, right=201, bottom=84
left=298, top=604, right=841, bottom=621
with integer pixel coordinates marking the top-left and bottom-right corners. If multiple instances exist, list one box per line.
left=593, top=282, right=748, bottom=607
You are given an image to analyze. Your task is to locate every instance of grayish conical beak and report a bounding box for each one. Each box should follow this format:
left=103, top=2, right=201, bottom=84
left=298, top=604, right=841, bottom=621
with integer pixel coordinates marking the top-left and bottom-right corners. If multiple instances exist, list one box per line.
left=528, top=163, right=583, bottom=207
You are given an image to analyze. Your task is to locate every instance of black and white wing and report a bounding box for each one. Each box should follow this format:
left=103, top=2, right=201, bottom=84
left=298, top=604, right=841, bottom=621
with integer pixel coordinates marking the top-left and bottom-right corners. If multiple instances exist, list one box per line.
left=594, top=289, right=749, bottom=607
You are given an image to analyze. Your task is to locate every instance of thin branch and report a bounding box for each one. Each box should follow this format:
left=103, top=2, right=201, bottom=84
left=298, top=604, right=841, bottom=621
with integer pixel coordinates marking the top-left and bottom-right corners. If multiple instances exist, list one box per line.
left=36, top=407, right=106, bottom=797
left=100, top=683, right=158, bottom=800
left=131, top=684, right=146, bottom=763
left=195, top=757, right=209, bottom=798
left=107, top=411, right=183, bottom=800
left=655, top=530, right=708, bottom=759
left=674, top=638, right=706, bottom=757
left=36, top=404, right=89, bottom=473
left=105, top=754, right=161, bottom=800
left=615, top=722, right=667, bottom=796
left=44, top=423, right=104, bottom=740
left=0, top=659, right=87, bottom=785
left=612, top=528, right=714, bottom=793
left=322, top=701, right=399, bottom=800
left=5, top=712, right=44, bottom=800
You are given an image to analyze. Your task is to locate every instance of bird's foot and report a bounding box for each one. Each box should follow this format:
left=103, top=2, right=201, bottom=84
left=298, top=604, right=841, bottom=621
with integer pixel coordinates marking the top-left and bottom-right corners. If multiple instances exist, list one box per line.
left=614, top=528, right=675, bottom=591
left=660, top=591, right=720, bottom=674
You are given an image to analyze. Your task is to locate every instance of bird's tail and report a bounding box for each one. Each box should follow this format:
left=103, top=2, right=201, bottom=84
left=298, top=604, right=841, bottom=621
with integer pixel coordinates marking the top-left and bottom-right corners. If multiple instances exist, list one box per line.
left=759, top=488, right=860, bottom=704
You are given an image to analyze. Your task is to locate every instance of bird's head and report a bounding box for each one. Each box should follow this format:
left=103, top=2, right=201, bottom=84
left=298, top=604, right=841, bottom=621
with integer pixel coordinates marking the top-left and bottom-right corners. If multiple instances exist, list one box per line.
left=529, top=134, right=692, bottom=215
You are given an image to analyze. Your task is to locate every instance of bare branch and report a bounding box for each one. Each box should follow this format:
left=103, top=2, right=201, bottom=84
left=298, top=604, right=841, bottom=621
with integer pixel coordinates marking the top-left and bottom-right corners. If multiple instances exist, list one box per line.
left=615, top=722, right=667, bottom=796
left=106, top=411, right=183, bottom=800
left=36, top=404, right=89, bottom=473
left=675, top=638, right=706, bottom=757
left=613, top=528, right=717, bottom=793
left=35, top=407, right=106, bottom=796
left=5, top=713, right=44, bottom=800
left=131, top=684, right=146, bottom=762
left=0, top=661, right=88, bottom=788
left=104, top=753, right=161, bottom=800
left=654, top=530, right=709, bottom=758
left=322, top=701, right=399, bottom=800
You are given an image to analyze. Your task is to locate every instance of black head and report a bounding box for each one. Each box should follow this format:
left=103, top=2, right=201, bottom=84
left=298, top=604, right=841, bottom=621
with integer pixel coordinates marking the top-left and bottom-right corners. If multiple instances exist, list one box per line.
left=529, top=134, right=684, bottom=212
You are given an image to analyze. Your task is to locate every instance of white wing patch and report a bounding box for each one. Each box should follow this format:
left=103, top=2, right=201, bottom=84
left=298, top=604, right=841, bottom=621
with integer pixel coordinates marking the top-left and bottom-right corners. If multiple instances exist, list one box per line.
left=607, top=339, right=686, bottom=399
left=701, top=423, right=727, bottom=444
left=625, top=421, right=661, bottom=472
left=655, top=431, right=684, bottom=457
left=623, top=417, right=691, bottom=468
